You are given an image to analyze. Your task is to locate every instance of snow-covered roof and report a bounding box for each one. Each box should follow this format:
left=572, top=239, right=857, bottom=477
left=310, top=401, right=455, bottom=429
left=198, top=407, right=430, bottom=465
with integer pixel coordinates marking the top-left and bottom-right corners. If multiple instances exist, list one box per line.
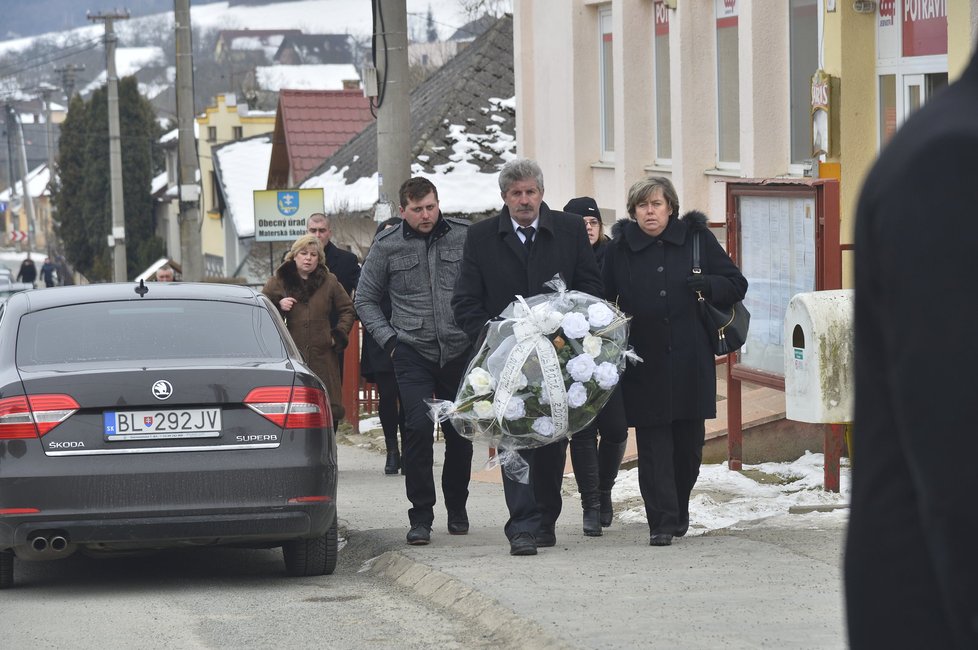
left=0, top=164, right=50, bottom=200
left=159, top=121, right=199, bottom=144
left=80, top=46, right=166, bottom=95
left=301, top=15, right=516, bottom=217
left=255, top=64, right=360, bottom=92
left=212, top=134, right=274, bottom=238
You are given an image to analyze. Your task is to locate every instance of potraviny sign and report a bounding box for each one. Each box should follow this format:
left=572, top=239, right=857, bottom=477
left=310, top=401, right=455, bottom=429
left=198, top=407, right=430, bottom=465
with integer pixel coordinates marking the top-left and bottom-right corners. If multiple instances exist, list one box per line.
left=253, top=189, right=325, bottom=242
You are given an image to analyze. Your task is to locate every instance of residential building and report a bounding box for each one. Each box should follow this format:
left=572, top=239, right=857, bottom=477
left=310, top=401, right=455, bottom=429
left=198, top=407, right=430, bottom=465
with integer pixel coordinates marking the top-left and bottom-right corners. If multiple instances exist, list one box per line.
left=195, top=93, right=275, bottom=277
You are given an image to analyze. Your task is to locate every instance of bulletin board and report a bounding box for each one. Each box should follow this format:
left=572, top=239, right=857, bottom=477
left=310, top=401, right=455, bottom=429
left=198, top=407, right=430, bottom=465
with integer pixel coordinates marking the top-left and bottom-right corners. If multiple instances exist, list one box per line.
left=722, top=179, right=841, bottom=473
left=725, top=179, right=841, bottom=385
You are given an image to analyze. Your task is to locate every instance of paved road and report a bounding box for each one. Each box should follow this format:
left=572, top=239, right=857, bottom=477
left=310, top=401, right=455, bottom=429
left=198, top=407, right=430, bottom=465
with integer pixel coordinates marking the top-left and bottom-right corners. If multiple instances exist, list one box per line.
left=2, top=436, right=848, bottom=649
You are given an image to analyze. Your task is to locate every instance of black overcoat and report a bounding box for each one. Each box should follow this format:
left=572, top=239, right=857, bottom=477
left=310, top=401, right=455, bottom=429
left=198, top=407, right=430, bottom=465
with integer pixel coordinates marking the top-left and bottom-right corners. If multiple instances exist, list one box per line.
left=452, top=202, right=604, bottom=342
left=603, top=212, right=747, bottom=427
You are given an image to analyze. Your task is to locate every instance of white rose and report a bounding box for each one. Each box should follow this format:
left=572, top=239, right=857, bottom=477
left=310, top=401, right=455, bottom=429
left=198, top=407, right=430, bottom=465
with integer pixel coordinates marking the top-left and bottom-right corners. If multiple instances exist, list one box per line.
left=531, top=305, right=563, bottom=334
left=503, top=396, right=526, bottom=420
left=514, top=373, right=529, bottom=390
left=593, top=362, right=620, bottom=390
left=566, top=353, right=596, bottom=383
left=587, top=302, right=614, bottom=329
left=532, top=416, right=555, bottom=438
left=539, top=384, right=551, bottom=405
left=467, top=367, right=495, bottom=396
left=567, top=382, right=588, bottom=408
left=472, top=400, right=494, bottom=419
left=561, top=311, right=590, bottom=339
left=582, top=334, right=603, bottom=358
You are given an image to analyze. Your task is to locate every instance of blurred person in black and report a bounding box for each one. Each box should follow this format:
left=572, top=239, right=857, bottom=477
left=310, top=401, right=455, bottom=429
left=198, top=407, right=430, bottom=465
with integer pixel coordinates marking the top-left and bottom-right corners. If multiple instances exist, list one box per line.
left=847, top=47, right=978, bottom=649
left=452, top=159, right=602, bottom=556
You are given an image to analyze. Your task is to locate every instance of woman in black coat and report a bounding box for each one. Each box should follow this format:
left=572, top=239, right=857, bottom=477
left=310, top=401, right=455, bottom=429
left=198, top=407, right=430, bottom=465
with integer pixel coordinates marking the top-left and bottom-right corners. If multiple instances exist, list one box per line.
left=603, top=177, right=747, bottom=546
left=562, top=197, right=628, bottom=535
left=359, top=217, right=406, bottom=474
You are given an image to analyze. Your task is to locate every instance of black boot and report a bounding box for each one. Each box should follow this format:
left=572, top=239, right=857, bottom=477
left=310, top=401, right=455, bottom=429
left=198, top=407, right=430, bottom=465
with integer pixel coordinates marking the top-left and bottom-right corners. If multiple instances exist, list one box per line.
left=597, top=441, right=627, bottom=527
left=570, top=436, right=602, bottom=537
left=384, top=448, right=400, bottom=475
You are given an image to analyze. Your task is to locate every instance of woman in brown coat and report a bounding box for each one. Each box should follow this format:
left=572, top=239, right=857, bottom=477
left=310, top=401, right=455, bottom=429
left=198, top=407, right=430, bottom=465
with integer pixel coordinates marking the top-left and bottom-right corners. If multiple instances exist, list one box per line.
left=262, top=234, right=355, bottom=420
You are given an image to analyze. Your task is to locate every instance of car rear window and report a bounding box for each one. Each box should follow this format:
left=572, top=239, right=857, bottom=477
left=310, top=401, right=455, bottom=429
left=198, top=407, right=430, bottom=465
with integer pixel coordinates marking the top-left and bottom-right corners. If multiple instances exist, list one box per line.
left=17, top=299, right=287, bottom=367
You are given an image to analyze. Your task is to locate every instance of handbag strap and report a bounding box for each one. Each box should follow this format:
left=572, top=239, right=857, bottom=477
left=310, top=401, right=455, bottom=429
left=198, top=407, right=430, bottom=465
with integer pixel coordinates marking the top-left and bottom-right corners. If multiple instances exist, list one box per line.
left=691, top=230, right=705, bottom=302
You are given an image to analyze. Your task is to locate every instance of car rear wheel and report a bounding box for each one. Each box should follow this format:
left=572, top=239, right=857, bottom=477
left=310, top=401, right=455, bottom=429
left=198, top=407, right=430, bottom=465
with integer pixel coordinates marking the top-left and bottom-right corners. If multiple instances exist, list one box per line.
left=0, top=549, right=13, bottom=589
left=283, top=522, right=338, bottom=577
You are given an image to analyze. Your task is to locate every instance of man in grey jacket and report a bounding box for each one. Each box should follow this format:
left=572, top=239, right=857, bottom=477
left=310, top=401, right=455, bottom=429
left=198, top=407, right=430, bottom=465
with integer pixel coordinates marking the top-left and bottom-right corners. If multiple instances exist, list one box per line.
left=355, top=177, right=473, bottom=545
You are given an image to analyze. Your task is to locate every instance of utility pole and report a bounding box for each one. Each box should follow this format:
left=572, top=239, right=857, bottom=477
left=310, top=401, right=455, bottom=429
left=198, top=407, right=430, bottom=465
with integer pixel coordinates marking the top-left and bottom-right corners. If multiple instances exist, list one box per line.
left=373, top=0, right=410, bottom=208
left=174, top=0, right=202, bottom=281
left=37, top=83, right=57, bottom=252
left=7, top=106, right=38, bottom=252
left=88, top=10, right=130, bottom=283
left=55, top=64, right=85, bottom=102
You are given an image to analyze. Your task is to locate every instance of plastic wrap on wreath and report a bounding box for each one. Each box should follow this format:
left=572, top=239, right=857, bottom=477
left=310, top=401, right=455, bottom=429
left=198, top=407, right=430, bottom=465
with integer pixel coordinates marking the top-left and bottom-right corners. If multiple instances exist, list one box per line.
left=430, top=275, right=638, bottom=481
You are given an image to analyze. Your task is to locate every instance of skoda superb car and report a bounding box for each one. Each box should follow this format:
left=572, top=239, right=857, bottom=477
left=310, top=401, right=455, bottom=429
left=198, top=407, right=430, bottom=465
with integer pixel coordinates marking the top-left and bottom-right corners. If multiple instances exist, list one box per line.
left=0, top=282, right=337, bottom=588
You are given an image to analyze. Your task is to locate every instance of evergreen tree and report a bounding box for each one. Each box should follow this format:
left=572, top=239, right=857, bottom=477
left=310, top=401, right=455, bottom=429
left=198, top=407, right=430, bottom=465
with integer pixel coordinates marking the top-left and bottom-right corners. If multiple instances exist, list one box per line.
left=52, top=76, right=164, bottom=281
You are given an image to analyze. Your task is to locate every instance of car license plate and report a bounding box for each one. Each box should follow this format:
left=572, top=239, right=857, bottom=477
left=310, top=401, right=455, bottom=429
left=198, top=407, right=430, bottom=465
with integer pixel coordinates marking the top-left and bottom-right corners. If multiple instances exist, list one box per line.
left=104, top=408, right=222, bottom=440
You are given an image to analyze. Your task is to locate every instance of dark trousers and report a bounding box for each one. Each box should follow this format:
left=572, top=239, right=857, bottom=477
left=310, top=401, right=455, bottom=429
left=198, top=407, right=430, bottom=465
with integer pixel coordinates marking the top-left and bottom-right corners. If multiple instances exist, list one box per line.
left=501, top=439, right=568, bottom=540
left=373, top=370, right=404, bottom=452
left=570, top=386, right=628, bottom=491
left=635, top=419, right=705, bottom=535
left=392, top=343, right=473, bottom=527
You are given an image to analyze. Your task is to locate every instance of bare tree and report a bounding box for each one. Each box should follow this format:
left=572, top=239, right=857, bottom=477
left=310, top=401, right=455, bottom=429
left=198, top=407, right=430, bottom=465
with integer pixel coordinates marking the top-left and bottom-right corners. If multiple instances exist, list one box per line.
left=457, top=0, right=511, bottom=22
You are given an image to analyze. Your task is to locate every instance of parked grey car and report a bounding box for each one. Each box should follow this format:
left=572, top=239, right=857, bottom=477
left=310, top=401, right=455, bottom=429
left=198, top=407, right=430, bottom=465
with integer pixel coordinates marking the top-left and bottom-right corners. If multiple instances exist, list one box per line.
left=0, top=282, right=338, bottom=588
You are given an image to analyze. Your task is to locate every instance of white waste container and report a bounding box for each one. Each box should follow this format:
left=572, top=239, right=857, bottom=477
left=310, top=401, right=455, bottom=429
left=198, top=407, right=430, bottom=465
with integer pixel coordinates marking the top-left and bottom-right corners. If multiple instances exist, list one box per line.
left=784, top=290, right=854, bottom=424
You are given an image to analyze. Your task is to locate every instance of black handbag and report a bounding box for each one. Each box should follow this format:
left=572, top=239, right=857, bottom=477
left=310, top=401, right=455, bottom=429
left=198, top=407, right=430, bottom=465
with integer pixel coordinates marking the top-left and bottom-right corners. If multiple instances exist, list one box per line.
left=692, top=231, right=750, bottom=356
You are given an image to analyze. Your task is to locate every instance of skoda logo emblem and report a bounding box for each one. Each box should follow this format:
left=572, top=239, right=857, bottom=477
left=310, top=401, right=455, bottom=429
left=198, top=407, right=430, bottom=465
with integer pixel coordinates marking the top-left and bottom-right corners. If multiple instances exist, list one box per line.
left=152, top=380, right=173, bottom=400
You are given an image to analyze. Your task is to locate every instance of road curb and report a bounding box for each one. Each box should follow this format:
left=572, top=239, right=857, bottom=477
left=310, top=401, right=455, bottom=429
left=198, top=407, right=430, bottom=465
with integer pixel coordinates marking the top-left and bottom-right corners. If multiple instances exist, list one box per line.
left=364, top=549, right=567, bottom=649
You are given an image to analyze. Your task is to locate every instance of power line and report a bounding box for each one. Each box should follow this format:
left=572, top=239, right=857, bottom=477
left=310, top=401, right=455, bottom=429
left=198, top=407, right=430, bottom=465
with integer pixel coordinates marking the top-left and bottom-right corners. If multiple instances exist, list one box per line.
left=0, top=37, right=102, bottom=80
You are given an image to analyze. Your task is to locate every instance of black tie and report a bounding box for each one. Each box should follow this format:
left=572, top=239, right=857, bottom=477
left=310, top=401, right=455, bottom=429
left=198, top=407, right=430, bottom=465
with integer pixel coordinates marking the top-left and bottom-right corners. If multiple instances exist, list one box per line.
left=518, top=226, right=535, bottom=250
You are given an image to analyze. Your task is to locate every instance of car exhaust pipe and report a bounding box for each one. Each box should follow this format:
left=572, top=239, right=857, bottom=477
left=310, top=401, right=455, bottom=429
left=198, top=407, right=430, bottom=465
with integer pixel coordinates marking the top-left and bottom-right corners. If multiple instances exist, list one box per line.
left=31, top=536, right=49, bottom=552
left=50, top=536, right=69, bottom=552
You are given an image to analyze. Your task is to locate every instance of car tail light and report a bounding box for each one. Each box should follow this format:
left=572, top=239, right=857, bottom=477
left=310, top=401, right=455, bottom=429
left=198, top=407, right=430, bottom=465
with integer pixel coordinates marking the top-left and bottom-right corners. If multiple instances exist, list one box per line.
left=0, top=394, right=79, bottom=440
left=244, top=386, right=332, bottom=430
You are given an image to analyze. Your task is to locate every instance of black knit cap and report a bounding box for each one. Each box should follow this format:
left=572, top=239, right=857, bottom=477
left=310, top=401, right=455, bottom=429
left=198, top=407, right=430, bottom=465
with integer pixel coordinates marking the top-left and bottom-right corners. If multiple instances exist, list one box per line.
left=563, top=196, right=601, bottom=219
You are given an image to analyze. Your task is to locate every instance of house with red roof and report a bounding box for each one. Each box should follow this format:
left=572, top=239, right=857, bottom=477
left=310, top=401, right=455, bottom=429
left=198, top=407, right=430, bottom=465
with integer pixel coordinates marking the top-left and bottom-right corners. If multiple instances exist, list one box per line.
left=266, top=89, right=374, bottom=188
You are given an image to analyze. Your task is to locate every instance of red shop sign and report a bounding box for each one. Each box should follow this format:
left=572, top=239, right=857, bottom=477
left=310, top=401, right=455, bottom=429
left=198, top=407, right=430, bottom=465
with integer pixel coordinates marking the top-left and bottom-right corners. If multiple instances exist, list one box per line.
left=902, top=0, right=947, bottom=57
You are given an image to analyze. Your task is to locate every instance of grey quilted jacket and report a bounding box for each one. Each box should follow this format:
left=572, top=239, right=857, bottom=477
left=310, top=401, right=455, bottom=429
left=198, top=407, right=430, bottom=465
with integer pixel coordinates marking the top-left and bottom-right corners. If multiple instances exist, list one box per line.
left=355, top=215, right=471, bottom=365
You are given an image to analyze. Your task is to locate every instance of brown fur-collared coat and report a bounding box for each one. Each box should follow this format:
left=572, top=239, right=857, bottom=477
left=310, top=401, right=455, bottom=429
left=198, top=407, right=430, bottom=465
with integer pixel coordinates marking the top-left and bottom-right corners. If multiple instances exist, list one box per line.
left=262, top=262, right=355, bottom=420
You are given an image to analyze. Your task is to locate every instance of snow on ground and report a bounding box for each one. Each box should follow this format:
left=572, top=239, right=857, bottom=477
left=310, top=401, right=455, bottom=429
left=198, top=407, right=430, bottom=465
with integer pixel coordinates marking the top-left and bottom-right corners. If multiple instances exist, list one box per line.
left=358, top=413, right=850, bottom=535
left=616, top=451, right=850, bottom=534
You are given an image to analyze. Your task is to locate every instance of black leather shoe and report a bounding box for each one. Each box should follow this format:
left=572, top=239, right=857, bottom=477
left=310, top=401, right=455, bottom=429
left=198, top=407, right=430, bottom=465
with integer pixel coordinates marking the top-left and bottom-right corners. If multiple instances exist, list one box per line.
left=384, top=449, right=400, bottom=475
left=406, top=523, right=431, bottom=545
left=599, top=490, right=614, bottom=527
left=649, top=533, right=673, bottom=547
left=447, top=509, right=469, bottom=535
left=536, top=525, right=556, bottom=547
left=583, top=508, right=602, bottom=537
left=509, top=532, right=537, bottom=556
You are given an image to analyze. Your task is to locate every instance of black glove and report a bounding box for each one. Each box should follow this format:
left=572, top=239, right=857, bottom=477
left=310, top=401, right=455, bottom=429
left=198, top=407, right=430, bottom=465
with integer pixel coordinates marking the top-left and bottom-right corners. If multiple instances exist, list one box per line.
left=331, top=329, right=349, bottom=352
left=686, top=274, right=712, bottom=298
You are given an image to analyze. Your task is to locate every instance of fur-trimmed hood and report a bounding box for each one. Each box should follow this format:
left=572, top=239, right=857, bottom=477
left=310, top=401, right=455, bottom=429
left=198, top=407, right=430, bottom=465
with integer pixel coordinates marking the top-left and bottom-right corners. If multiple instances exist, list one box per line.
left=273, top=261, right=328, bottom=303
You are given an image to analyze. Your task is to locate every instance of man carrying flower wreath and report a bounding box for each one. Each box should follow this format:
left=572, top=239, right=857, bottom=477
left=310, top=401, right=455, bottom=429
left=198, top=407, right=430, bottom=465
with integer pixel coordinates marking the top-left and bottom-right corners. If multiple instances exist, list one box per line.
left=355, top=177, right=474, bottom=547
left=452, top=158, right=603, bottom=556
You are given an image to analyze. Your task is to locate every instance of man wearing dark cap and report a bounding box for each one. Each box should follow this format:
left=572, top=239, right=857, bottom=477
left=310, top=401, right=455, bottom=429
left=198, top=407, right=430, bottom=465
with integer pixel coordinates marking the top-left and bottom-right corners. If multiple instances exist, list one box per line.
left=562, top=197, right=628, bottom=535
